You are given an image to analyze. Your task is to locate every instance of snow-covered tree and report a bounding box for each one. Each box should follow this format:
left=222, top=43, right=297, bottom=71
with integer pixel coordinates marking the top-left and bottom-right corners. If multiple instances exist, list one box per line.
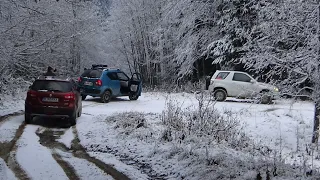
left=0, top=0, right=108, bottom=99
left=230, top=0, right=320, bottom=142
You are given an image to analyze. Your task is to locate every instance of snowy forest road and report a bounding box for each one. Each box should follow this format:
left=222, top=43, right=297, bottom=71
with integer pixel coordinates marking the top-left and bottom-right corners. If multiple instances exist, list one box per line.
left=0, top=107, right=129, bottom=180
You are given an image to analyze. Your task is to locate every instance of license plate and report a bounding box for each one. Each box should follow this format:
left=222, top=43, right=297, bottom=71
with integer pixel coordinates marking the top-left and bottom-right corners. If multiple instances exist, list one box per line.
left=84, top=81, right=93, bottom=86
left=42, top=97, right=59, bottom=102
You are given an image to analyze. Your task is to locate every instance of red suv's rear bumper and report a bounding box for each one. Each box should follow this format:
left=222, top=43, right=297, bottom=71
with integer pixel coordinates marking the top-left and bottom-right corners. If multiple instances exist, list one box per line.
left=25, top=104, right=74, bottom=118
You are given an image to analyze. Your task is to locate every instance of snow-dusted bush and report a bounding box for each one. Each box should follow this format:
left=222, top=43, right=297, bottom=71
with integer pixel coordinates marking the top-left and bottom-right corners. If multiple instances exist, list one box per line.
left=160, top=92, right=245, bottom=148
left=107, top=112, right=147, bottom=133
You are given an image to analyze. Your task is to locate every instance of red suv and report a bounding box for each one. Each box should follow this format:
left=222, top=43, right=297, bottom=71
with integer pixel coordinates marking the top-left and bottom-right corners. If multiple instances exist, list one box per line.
left=25, top=76, right=82, bottom=126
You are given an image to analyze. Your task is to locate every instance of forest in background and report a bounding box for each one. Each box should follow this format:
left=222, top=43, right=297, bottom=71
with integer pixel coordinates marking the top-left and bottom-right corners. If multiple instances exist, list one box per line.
left=0, top=0, right=319, bottom=100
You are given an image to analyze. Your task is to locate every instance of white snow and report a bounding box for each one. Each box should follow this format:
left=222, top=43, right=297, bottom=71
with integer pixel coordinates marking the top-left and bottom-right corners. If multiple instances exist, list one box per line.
left=0, top=158, right=16, bottom=180
left=15, top=125, right=68, bottom=180
left=76, top=92, right=318, bottom=179
left=1, top=92, right=318, bottom=179
left=0, top=96, right=24, bottom=117
left=55, top=149, right=114, bottom=180
left=0, top=116, right=24, bottom=143
left=57, top=127, right=74, bottom=149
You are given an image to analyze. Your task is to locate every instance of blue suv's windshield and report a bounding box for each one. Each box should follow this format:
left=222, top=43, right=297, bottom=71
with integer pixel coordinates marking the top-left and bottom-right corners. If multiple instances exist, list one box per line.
left=81, top=69, right=102, bottom=78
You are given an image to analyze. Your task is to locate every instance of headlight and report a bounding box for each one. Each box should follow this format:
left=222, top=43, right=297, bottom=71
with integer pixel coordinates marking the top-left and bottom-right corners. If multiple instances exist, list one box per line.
left=274, top=87, right=279, bottom=92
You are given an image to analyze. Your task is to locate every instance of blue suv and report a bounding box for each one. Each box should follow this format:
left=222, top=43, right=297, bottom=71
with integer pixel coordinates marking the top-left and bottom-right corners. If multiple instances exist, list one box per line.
left=77, top=65, right=142, bottom=103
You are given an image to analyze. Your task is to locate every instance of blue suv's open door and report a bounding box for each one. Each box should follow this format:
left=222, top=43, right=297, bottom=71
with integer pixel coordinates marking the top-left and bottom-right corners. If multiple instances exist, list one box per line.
left=128, top=73, right=142, bottom=100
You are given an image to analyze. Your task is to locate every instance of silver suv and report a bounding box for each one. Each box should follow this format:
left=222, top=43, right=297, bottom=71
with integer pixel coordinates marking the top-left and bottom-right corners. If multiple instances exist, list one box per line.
left=208, top=70, right=279, bottom=104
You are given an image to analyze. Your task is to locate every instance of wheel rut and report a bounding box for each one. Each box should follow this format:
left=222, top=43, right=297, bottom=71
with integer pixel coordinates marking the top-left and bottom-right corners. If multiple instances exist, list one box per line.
left=0, top=122, right=29, bottom=180
left=35, top=127, right=130, bottom=180
left=71, top=127, right=130, bottom=180
left=36, top=128, right=80, bottom=180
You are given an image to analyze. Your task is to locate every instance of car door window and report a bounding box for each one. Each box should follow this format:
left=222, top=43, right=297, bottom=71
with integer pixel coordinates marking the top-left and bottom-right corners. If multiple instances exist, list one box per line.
left=232, top=73, right=251, bottom=82
left=117, top=72, right=129, bottom=81
left=107, top=72, right=118, bottom=80
left=131, top=73, right=141, bottom=81
left=215, top=72, right=229, bottom=79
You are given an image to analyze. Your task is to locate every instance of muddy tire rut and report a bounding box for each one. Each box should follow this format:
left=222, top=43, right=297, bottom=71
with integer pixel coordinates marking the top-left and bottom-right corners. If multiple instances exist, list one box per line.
left=71, top=128, right=130, bottom=180
left=0, top=121, right=29, bottom=180
left=87, top=144, right=167, bottom=180
left=36, top=127, right=130, bottom=180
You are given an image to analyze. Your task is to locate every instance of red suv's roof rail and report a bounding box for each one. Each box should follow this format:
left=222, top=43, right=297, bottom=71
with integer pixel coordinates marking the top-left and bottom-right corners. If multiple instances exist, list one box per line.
left=37, top=75, right=72, bottom=81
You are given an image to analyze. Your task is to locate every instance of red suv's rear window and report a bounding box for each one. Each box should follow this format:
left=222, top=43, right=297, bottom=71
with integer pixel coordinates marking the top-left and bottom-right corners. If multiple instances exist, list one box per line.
left=31, top=80, right=72, bottom=92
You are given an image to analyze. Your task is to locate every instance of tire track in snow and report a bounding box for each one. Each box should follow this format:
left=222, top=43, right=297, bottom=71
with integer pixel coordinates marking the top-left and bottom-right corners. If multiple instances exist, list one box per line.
left=71, top=127, right=130, bottom=180
left=16, top=126, right=69, bottom=180
left=51, top=153, right=80, bottom=180
left=36, top=128, right=115, bottom=180
left=36, top=128, right=80, bottom=180
left=0, top=116, right=29, bottom=180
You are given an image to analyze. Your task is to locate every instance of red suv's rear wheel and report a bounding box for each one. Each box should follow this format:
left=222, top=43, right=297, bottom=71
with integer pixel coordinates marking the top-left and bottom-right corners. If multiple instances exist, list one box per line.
left=25, top=113, right=31, bottom=124
left=70, top=110, right=77, bottom=126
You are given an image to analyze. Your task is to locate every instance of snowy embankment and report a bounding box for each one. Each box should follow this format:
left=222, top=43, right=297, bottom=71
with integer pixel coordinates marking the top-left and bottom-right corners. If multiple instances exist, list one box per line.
left=0, top=95, right=25, bottom=117
left=77, top=92, right=318, bottom=179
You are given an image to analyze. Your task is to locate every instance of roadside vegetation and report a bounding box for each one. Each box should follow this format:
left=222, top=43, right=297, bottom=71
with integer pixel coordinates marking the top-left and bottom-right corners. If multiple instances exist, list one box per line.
left=98, top=92, right=319, bottom=179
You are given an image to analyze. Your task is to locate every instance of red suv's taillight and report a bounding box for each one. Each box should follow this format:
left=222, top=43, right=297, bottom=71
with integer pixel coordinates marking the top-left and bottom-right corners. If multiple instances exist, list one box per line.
left=64, top=93, right=75, bottom=100
left=95, top=79, right=102, bottom=86
left=27, top=90, right=37, bottom=98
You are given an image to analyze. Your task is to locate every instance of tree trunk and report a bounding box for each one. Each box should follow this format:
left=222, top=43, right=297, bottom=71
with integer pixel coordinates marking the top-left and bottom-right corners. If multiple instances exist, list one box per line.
left=313, top=2, right=320, bottom=144
left=312, top=102, right=320, bottom=144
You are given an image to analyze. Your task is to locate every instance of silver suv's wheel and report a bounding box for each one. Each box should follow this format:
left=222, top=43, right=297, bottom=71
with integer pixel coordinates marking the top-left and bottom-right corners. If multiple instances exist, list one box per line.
left=214, top=89, right=227, bottom=101
left=260, top=94, right=272, bottom=104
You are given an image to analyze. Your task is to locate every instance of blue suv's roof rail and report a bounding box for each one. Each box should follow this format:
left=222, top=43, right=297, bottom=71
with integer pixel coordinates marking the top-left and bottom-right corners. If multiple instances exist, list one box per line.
left=92, top=64, right=108, bottom=70
left=102, top=67, right=120, bottom=71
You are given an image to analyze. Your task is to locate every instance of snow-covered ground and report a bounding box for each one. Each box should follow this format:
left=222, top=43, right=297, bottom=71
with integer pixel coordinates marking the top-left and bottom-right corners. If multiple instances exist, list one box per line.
left=76, top=92, right=318, bottom=179
left=57, top=127, right=74, bottom=149
left=0, top=92, right=318, bottom=179
left=16, top=126, right=69, bottom=180
left=0, top=158, right=16, bottom=180
left=0, top=116, right=24, bottom=143
left=0, top=95, right=24, bottom=117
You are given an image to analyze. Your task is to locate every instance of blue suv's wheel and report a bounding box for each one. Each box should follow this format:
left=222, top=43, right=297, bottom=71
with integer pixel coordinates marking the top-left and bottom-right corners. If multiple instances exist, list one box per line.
left=101, top=90, right=111, bottom=103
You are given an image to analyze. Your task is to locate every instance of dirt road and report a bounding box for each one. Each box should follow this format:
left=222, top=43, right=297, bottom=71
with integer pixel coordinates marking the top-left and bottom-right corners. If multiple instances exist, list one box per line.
left=0, top=114, right=129, bottom=180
